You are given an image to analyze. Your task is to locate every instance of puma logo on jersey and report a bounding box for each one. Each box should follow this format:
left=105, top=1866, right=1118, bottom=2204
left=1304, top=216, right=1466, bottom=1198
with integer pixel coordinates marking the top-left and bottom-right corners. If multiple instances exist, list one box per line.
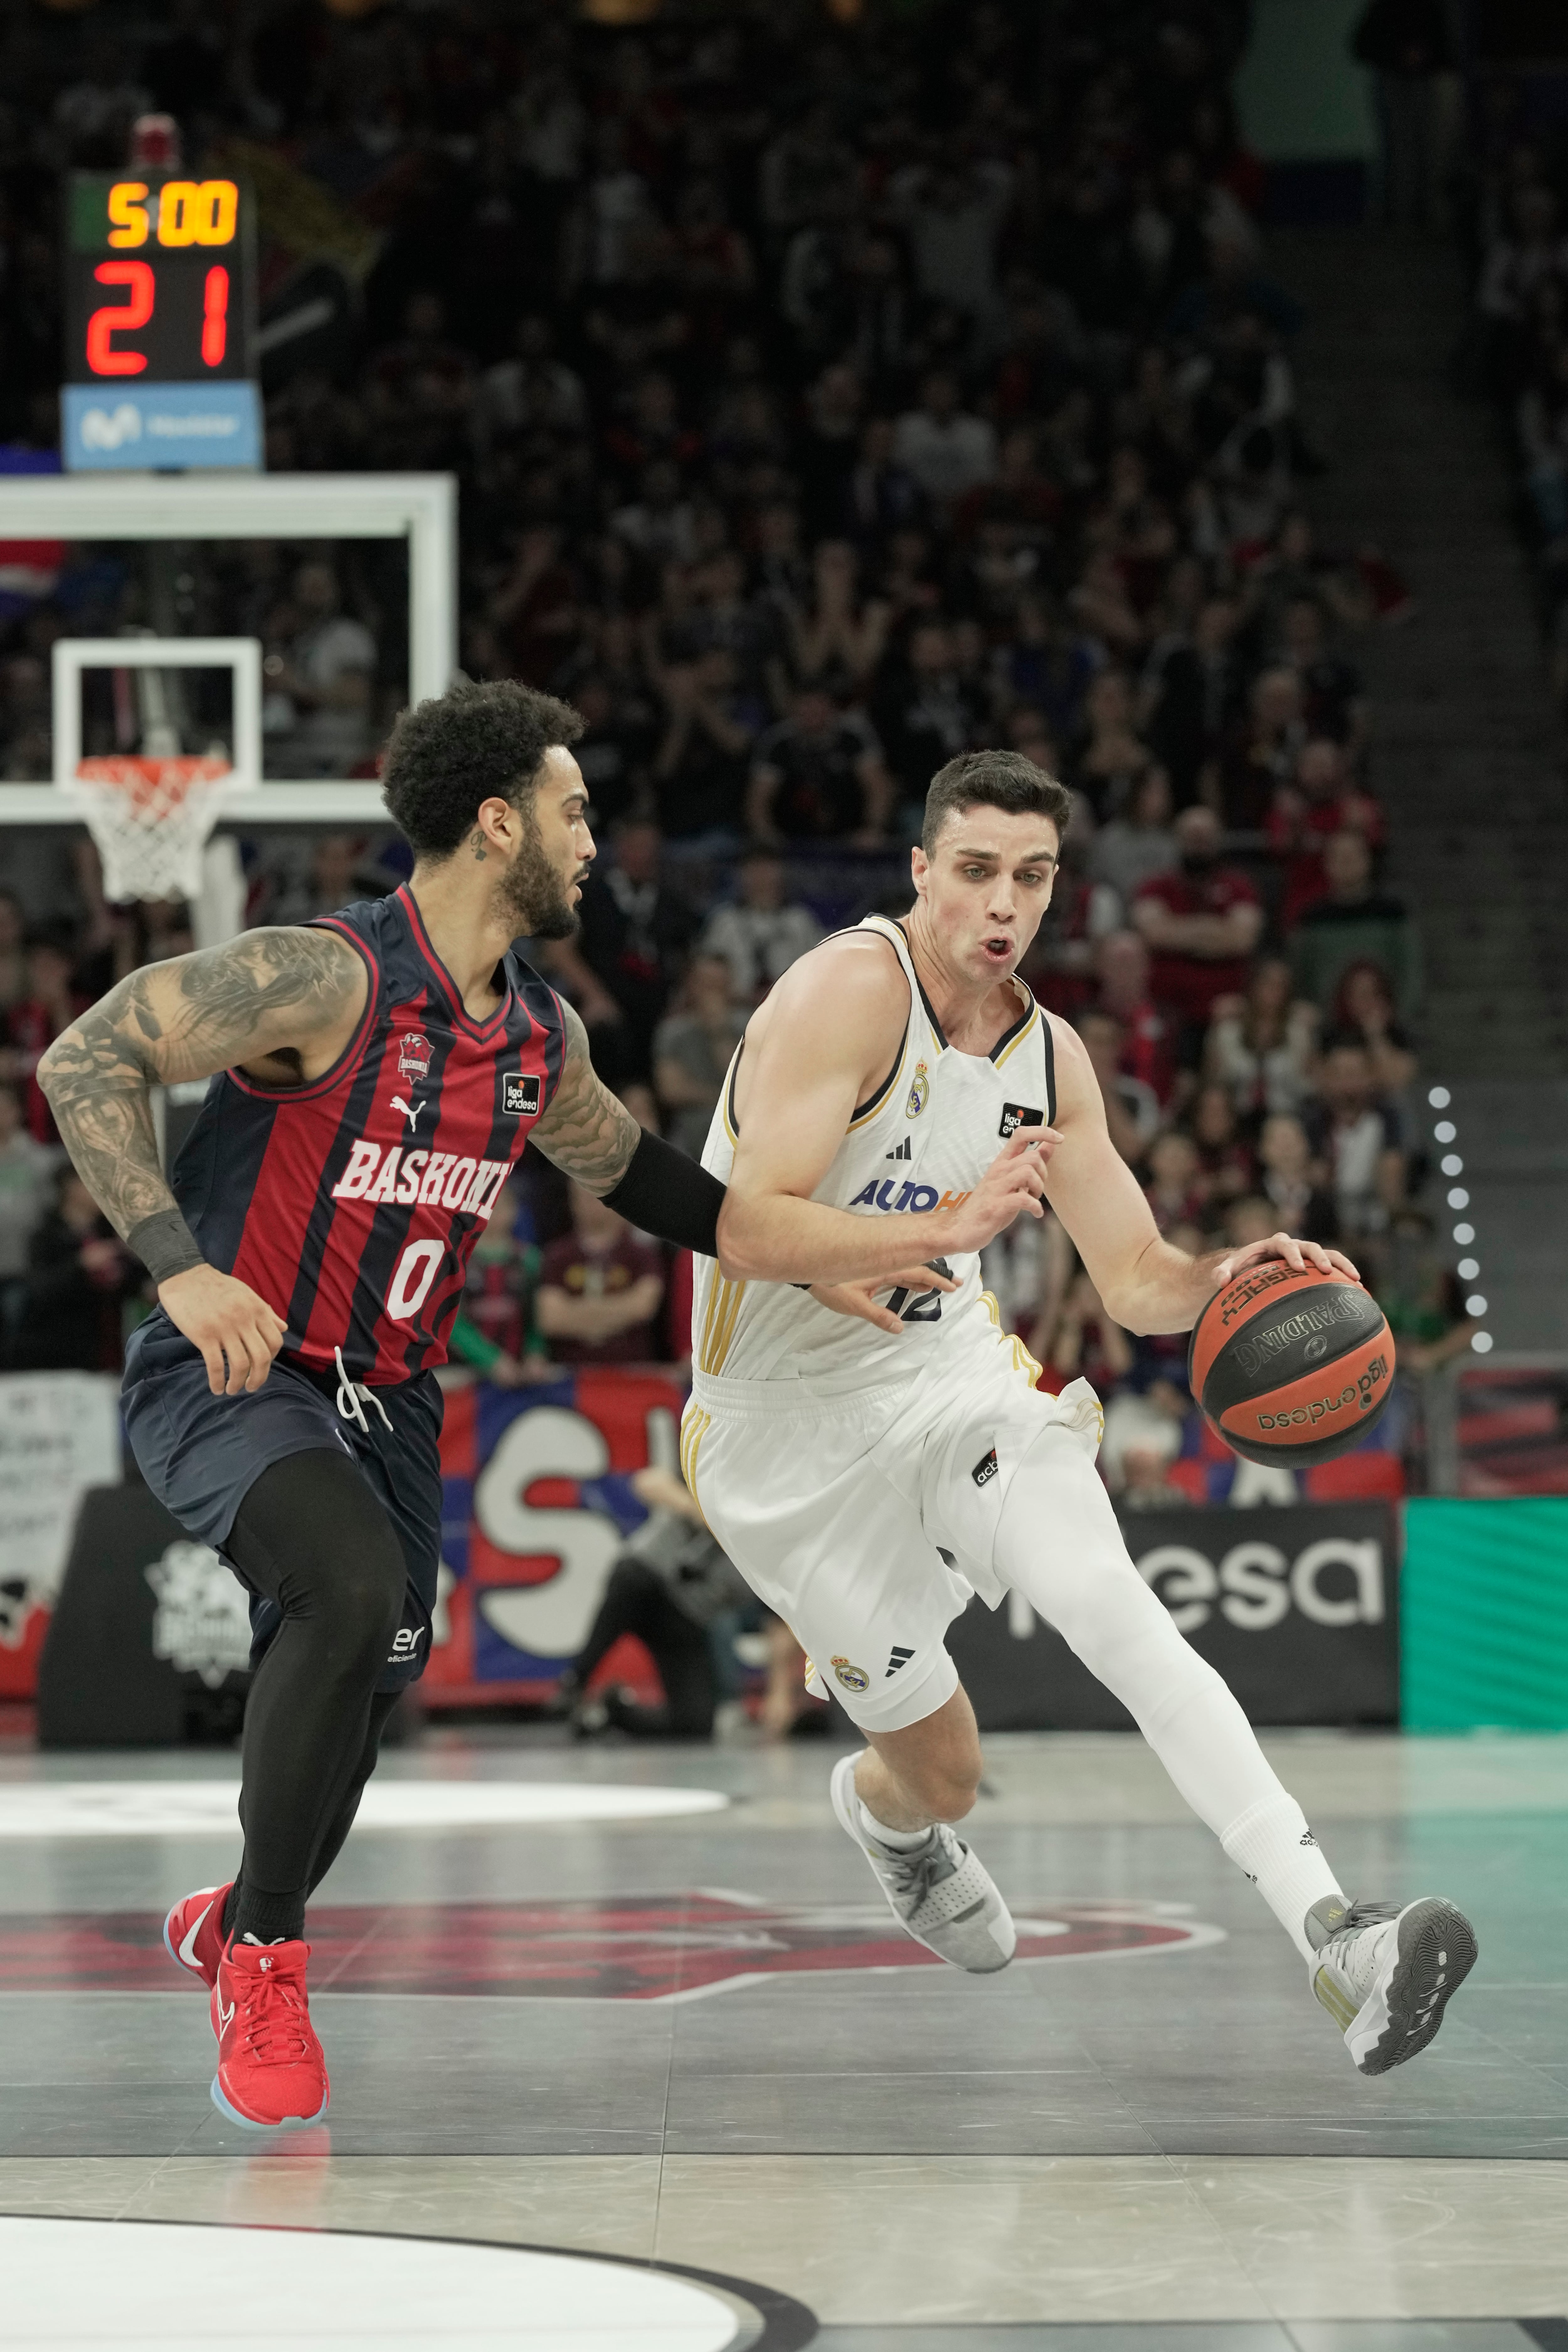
left=999, top=1102, right=1044, bottom=1140
left=331, top=1143, right=511, bottom=1218
left=885, top=1136, right=913, bottom=1161
left=390, top=1094, right=424, bottom=1132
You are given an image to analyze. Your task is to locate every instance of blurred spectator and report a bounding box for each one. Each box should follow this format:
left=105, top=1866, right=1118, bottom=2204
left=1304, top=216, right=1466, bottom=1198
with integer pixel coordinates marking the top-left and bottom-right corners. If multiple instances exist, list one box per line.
left=1268, top=736, right=1385, bottom=930
left=536, top=1184, right=665, bottom=1366
left=1330, top=957, right=1417, bottom=1102
left=7, top=1167, right=139, bottom=1372
left=1257, top=1112, right=1339, bottom=1245
left=9, top=930, right=86, bottom=1144
left=1076, top=1008, right=1158, bottom=1161
left=0, top=890, right=26, bottom=1016
left=654, top=954, right=746, bottom=1160
left=1071, top=671, right=1156, bottom=824
left=1132, top=805, right=1263, bottom=1054
left=562, top=1463, right=751, bottom=1742
left=699, top=851, right=822, bottom=1005
left=1203, top=954, right=1319, bottom=1117
left=1289, top=829, right=1421, bottom=1023
left=1215, top=666, right=1306, bottom=829
left=652, top=651, right=757, bottom=845
left=893, top=373, right=998, bottom=510
left=1144, top=1129, right=1207, bottom=1234
left=873, top=623, right=979, bottom=805
left=1101, top=1383, right=1192, bottom=1507
left=748, top=688, right=892, bottom=846
left=1352, top=0, right=1458, bottom=232
left=1370, top=1205, right=1476, bottom=1372
left=1276, top=594, right=1366, bottom=748
left=548, top=820, right=698, bottom=1086
left=1044, top=1268, right=1134, bottom=1395
left=264, top=562, right=376, bottom=779
left=1186, top=1084, right=1255, bottom=1213
left=458, top=1180, right=548, bottom=1385
left=259, top=833, right=396, bottom=928
left=1141, top=594, right=1243, bottom=806
left=1095, top=930, right=1175, bottom=1111
left=0, top=1081, right=56, bottom=1342
left=1303, top=1035, right=1407, bottom=1238
left=1089, top=765, right=1178, bottom=907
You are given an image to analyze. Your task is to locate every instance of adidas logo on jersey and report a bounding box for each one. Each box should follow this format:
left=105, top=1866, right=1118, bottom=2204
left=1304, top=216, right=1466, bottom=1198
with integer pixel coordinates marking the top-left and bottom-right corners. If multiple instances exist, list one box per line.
left=886, top=1645, right=915, bottom=1678
left=884, top=1137, right=913, bottom=1162
left=331, top=1142, right=511, bottom=1218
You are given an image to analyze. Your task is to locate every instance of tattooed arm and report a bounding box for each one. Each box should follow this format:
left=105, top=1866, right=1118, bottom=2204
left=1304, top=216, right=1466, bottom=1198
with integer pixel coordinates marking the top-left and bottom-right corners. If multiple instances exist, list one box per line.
left=527, top=998, right=643, bottom=1193
left=38, top=928, right=367, bottom=1395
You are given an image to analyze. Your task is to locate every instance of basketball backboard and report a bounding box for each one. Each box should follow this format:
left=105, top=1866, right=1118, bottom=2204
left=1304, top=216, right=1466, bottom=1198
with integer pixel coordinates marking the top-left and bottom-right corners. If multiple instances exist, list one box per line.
left=0, top=472, right=455, bottom=825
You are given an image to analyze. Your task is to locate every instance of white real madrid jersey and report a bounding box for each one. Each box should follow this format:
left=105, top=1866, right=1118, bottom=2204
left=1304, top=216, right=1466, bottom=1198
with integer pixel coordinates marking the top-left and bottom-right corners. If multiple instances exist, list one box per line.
left=692, top=914, right=1057, bottom=1385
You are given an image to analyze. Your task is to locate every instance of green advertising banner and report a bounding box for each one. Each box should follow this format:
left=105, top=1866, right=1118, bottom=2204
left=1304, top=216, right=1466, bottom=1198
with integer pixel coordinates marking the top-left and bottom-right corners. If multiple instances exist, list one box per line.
left=1403, top=1499, right=1568, bottom=1730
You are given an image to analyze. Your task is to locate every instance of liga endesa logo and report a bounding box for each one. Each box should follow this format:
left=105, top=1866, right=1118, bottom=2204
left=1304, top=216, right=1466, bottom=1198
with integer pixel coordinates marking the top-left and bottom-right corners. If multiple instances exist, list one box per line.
left=14, top=1895, right=1222, bottom=1999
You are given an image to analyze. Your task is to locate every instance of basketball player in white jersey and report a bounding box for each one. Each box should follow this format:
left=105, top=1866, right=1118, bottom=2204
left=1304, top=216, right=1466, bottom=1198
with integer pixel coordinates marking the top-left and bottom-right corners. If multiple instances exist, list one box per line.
left=686, top=751, right=1475, bottom=2076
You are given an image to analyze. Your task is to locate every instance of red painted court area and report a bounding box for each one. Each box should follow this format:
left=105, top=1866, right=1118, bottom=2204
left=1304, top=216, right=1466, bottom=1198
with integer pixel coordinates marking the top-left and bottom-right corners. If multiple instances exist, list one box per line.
left=0, top=1895, right=1207, bottom=2001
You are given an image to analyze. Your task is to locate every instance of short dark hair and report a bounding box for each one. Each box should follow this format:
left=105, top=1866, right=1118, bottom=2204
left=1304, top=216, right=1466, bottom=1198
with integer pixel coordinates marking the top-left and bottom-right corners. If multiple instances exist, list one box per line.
left=381, top=679, right=584, bottom=857
left=921, top=749, right=1071, bottom=857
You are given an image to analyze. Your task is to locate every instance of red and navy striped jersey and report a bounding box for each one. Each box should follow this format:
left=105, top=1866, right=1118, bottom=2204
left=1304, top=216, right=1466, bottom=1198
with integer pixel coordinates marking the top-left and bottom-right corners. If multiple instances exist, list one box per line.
left=170, top=885, right=567, bottom=1385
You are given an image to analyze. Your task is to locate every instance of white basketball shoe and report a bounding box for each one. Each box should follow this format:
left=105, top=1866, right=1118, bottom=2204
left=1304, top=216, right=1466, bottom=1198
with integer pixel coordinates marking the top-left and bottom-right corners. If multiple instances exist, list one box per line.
left=1306, top=1894, right=1477, bottom=2074
left=829, top=1751, right=1015, bottom=1973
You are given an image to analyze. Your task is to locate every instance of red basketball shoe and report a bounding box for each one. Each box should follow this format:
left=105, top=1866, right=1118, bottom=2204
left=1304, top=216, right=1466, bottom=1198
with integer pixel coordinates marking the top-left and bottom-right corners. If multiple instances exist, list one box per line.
left=210, top=1938, right=330, bottom=2130
left=162, top=1883, right=232, bottom=1991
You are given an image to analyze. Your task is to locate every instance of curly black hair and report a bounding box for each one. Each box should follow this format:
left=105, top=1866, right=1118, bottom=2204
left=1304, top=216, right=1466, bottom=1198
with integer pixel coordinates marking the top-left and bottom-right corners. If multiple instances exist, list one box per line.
left=380, top=679, right=584, bottom=857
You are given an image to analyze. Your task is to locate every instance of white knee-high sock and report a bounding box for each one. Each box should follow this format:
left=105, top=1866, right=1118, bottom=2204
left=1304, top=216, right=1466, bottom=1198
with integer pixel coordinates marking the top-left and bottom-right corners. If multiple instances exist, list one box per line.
left=992, top=1426, right=1344, bottom=1962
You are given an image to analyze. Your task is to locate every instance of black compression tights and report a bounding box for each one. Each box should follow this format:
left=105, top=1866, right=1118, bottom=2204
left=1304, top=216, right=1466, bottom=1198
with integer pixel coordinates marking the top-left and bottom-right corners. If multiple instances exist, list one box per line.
left=218, top=1449, right=409, bottom=1946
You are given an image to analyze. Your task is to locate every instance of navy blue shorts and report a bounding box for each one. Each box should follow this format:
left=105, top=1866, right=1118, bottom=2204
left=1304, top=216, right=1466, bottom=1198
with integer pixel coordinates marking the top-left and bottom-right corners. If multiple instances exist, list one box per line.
left=122, top=1310, right=443, bottom=1693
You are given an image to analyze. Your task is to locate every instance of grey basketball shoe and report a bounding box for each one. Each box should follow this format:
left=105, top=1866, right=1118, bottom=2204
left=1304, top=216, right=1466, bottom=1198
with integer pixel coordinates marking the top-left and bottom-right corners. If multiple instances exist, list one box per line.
left=829, top=1751, right=1015, bottom=1973
left=1306, top=1894, right=1477, bottom=2074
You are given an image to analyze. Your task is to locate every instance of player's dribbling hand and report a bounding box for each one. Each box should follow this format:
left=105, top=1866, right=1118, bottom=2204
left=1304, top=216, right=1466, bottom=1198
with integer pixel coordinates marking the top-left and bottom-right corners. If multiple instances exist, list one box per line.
left=942, top=1129, right=1062, bottom=1253
left=157, top=1265, right=288, bottom=1396
left=811, top=1261, right=961, bottom=1335
left=1214, top=1232, right=1362, bottom=1286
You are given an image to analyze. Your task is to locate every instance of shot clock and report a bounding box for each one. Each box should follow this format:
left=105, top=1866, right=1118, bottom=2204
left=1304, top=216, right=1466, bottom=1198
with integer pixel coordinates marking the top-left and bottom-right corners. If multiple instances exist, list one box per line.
left=60, top=171, right=262, bottom=472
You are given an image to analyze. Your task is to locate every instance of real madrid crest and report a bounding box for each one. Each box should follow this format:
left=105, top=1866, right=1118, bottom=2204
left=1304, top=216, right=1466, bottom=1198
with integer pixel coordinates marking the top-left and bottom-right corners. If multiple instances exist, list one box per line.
left=905, top=1059, right=930, bottom=1119
left=831, top=1655, right=870, bottom=1693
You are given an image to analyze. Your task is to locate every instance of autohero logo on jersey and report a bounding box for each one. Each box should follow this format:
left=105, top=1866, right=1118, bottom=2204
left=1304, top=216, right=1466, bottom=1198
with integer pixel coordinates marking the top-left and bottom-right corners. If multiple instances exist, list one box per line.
left=999, top=1102, right=1043, bottom=1140
left=331, top=1142, right=512, bottom=1217
left=503, top=1071, right=541, bottom=1119
left=849, top=1176, right=972, bottom=1215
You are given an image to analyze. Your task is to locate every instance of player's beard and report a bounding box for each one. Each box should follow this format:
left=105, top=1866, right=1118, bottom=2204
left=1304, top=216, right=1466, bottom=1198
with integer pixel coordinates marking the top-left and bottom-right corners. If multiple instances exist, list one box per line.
left=496, top=806, right=583, bottom=941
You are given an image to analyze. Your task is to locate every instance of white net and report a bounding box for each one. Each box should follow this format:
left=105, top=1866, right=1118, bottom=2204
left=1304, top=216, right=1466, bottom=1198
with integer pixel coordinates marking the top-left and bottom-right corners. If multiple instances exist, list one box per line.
left=60, top=754, right=239, bottom=904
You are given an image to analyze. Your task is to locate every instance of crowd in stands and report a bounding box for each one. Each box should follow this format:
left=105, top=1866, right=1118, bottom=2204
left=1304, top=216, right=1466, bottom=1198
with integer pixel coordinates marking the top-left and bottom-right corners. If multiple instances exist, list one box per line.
left=0, top=0, right=1474, bottom=1514
left=1468, top=123, right=1568, bottom=720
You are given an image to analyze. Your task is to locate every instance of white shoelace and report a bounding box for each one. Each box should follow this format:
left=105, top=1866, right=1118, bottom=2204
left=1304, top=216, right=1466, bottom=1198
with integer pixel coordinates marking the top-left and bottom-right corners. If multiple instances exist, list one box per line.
left=333, top=1345, right=393, bottom=1435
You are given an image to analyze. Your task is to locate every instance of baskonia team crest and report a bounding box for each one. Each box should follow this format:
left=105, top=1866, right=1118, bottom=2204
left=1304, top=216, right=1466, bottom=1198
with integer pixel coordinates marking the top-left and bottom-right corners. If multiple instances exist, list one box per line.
left=832, top=1655, right=870, bottom=1693
left=397, top=1031, right=433, bottom=1083
left=905, top=1060, right=930, bottom=1119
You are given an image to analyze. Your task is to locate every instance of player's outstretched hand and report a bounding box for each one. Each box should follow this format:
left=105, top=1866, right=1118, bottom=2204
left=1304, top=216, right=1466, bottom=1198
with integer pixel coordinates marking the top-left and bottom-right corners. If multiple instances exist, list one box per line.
left=1214, top=1231, right=1362, bottom=1286
left=811, top=1261, right=960, bottom=1335
left=157, top=1264, right=288, bottom=1396
left=942, top=1129, right=1061, bottom=1254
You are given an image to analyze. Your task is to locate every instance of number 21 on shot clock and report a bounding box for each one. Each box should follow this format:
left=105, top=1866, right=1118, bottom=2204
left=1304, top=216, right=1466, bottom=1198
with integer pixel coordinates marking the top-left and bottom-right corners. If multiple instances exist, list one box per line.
left=63, top=171, right=257, bottom=387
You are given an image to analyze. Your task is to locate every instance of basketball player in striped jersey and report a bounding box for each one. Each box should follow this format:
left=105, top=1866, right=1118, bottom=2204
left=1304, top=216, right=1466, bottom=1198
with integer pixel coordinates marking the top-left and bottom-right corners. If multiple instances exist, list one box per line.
left=38, top=681, right=736, bottom=2130
left=689, top=749, right=1475, bottom=2076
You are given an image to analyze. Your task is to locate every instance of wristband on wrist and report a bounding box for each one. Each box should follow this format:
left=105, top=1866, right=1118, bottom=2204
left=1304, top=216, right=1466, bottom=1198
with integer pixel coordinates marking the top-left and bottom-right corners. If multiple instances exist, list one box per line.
left=128, top=1208, right=205, bottom=1286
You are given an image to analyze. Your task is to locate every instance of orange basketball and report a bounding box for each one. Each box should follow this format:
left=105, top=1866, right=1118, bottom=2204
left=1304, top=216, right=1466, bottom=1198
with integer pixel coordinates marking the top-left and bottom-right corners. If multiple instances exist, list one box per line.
left=1188, top=1261, right=1395, bottom=1467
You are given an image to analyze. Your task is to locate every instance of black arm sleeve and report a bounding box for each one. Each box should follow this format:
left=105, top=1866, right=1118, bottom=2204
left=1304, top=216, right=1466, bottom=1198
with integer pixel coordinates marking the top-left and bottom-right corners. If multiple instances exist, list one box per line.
left=602, top=1129, right=725, bottom=1257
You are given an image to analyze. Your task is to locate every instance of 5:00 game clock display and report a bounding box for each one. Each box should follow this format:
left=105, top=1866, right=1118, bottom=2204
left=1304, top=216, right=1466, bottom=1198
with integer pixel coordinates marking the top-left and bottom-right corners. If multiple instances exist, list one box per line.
left=62, top=172, right=256, bottom=386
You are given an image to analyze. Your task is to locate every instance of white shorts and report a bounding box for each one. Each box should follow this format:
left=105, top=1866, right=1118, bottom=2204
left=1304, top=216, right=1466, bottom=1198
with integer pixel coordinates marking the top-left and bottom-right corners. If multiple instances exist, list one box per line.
left=682, top=1303, right=1105, bottom=1733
